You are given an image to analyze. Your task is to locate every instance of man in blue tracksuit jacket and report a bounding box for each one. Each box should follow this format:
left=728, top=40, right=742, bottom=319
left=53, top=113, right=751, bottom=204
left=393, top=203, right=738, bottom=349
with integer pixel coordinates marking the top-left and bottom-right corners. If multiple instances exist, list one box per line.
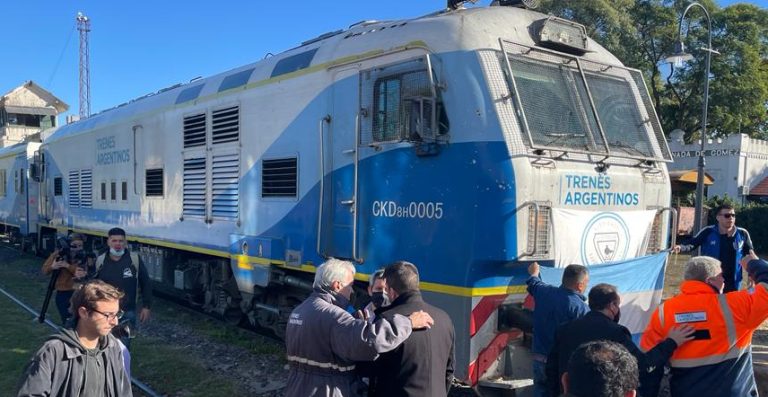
left=526, top=262, right=589, bottom=397
left=675, top=204, right=755, bottom=292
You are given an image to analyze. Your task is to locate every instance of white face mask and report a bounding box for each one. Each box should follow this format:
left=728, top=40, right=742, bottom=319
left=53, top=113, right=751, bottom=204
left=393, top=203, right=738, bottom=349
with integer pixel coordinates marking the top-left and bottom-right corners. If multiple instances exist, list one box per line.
left=109, top=248, right=125, bottom=257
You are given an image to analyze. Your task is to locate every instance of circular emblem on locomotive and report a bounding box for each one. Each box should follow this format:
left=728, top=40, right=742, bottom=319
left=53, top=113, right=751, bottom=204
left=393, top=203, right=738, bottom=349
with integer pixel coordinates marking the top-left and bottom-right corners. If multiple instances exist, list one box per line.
left=580, top=212, right=630, bottom=266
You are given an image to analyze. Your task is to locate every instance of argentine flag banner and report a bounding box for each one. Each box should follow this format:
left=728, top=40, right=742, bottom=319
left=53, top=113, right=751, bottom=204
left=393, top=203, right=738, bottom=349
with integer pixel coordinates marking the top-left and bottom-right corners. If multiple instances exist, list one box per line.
left=538, top=253, right=667, bottom=338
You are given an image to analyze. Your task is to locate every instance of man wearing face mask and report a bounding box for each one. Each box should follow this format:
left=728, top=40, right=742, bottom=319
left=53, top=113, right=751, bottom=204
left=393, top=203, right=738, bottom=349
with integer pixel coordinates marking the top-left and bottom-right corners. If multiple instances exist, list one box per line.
left=93, top=227, right=151, bottom=349
left=641, top=255, right=768, bottom=397
left=361, top=269, right=388, bottom=323
left=285, top=258, right=434, bottom=397
left=546, top=283, right=695, bottom=397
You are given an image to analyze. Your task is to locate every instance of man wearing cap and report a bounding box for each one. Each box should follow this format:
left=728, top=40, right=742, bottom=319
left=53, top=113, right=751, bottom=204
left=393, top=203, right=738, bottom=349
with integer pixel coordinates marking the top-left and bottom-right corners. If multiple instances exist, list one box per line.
left=640, top=255, right=768, bottom=397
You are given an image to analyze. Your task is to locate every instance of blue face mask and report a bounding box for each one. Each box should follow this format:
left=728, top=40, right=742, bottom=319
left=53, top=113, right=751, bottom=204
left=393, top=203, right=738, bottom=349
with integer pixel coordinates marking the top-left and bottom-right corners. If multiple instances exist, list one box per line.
left=110, top=248, right=125, bottom=257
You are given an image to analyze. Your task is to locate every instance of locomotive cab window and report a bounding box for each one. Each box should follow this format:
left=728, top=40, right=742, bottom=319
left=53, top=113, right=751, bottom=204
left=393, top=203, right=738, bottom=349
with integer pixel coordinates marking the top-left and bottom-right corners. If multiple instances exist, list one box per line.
left=363, top=57, right=448, bottom=145
left=500, top=41, right=669, bottom=161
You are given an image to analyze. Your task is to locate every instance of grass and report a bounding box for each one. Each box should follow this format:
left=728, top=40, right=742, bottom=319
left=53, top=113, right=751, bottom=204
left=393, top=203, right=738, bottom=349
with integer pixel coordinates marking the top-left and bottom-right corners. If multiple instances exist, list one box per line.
left=151, top=302, right=284, bottom=357
left=0, top=247, right=252, bottom=397
left=0, top=294, right=54, bottom=395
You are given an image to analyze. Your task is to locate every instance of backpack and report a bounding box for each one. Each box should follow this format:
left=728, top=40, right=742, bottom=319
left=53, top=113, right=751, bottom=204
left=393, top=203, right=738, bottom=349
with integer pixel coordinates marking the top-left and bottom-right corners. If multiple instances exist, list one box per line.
left=95, top=251, right=142, bottom=301
left=95, top=251, right=140, bottom=274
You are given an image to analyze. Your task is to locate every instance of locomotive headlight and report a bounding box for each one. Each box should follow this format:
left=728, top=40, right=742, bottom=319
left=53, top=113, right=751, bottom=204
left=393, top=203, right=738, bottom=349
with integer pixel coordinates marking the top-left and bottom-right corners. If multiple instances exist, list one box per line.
left=532, top=17, right=589, bottom=54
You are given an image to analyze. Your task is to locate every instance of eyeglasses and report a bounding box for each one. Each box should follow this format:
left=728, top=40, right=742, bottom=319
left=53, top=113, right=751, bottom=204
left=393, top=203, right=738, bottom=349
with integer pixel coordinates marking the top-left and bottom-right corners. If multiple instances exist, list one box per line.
left=90, top=308, right=124, bottom=321
left=719, top=213, right=736, bottom=219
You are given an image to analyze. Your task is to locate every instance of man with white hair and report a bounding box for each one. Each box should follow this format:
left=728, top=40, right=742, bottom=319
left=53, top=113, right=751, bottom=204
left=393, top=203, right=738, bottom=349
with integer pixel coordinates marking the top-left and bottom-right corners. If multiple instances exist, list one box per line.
left=641, top=255, right=768, bottom=397
left=285, top=258, right=434, bottom=397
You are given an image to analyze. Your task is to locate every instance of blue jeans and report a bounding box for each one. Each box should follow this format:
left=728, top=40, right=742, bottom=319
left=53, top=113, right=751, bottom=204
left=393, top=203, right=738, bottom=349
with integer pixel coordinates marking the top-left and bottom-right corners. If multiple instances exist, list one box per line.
left=55, top=290, right=74, bottom=325
left=532, top=359, right=550, bottom=397
left=115, top=310, right=137, bottom=350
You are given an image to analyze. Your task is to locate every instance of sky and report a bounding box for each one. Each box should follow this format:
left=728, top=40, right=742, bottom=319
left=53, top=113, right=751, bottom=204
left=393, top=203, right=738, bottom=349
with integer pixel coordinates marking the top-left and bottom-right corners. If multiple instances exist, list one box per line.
left=1, top=0, right=763, bottom=120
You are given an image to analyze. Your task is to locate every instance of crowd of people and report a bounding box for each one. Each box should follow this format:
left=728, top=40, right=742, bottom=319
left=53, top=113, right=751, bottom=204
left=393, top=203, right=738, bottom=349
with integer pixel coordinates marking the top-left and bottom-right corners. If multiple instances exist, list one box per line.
left=13, top=204, right=768, bottom=396
left=17, top=228, right=150, bottom=397
left=529, top=204, right=768, bottom=397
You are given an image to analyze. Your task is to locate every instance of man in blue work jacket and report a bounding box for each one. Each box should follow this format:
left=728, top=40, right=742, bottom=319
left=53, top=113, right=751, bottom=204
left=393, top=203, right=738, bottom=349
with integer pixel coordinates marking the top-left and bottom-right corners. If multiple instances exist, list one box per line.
left=526, top=262, right=589, bottom=397
left=675, top=204, right=755, bottom=292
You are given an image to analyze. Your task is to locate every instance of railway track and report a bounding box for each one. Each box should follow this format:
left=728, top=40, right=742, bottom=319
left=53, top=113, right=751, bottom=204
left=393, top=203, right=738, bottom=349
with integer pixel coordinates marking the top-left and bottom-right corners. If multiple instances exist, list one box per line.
left=151, top=287, right=284, bottom=343
left=0, top=284, right=162, bottom=397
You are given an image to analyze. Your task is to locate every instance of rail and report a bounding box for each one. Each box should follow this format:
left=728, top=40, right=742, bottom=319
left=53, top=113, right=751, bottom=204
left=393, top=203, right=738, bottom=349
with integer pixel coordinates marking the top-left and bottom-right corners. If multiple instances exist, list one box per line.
left=0, top=285, right=162, bottom=397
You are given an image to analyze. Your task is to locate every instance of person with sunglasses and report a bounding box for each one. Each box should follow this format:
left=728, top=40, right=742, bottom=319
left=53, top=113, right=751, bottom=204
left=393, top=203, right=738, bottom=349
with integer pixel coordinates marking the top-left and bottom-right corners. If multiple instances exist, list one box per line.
left=674, top=204, right=756, bottom=292
left=41, top=233, right=96, bottom=324
left=16, top=280, right=133, bottom=397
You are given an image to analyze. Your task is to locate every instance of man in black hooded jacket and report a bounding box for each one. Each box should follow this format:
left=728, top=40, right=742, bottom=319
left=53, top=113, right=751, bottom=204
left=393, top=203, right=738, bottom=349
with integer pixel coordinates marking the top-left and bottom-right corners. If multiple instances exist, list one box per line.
left=16, top=280, right=133, bottom=397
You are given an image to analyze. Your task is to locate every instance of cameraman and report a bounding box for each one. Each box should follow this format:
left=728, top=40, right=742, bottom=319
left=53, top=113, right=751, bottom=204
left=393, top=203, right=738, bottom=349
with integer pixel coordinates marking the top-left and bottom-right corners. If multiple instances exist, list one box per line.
left=41, top=233, right=94, bottom=324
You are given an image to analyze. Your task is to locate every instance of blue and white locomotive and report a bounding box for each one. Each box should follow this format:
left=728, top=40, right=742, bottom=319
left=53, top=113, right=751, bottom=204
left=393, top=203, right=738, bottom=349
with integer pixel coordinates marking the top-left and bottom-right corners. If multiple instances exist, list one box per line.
left=3, top=1, right=678, bottom=392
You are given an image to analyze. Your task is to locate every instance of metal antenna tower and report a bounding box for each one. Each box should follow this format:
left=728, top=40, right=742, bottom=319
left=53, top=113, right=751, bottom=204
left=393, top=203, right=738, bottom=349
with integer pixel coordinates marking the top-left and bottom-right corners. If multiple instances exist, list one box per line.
left=76, top=12, right=91, bottom=118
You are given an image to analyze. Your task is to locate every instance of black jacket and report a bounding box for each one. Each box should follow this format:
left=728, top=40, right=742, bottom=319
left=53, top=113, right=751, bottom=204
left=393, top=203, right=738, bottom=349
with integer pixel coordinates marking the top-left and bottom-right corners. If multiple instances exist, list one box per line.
left=546, top=310, right=678, bottom=397
left=370, top=291, right=455, bottom=397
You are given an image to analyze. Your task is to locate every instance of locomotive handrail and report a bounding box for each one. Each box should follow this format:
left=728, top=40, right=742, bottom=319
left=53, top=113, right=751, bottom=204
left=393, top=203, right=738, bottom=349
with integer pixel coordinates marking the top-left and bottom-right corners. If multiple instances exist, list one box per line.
left=657, top=207, right=678, bottom=252
left=317, top=115, right=331, bottom=257
left=352, top=113, right=362, bottom=263
left=132, top=125, right=141, bottom=195
left=520, top=201, right=540, bottom=258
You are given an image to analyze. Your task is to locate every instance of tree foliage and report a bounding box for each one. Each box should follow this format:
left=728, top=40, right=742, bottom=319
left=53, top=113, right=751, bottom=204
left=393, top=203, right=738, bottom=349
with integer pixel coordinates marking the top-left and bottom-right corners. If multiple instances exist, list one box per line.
left=536, top=0, right=768, bottom=142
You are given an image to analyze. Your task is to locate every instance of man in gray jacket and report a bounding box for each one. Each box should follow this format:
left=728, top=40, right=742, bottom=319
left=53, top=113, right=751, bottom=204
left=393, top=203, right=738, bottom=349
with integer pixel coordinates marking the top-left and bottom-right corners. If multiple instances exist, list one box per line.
left=285, top=258, right=434, bottom=397
left=17, top=280, right=133, bottom=397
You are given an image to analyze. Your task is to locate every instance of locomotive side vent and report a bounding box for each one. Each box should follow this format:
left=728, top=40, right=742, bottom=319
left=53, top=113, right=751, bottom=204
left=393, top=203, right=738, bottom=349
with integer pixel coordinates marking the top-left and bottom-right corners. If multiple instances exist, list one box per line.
left=262, top=157, right=297, bottom=198
left=211, top=106, right=240, bottom=144
left=68, top=170, right=80, bottom=208
left=0, top=170, right=7, bottom=197
left=80, top=169, right=93, bottom=208
left=211, top=152, right=239, bottom=218
left=183, top=113, right=207, bottom=148
left=53, top=176, right=63, bottom=196
left=183, top=158, right=207, bottom=216
left=146, top=168, right=164, bottom=197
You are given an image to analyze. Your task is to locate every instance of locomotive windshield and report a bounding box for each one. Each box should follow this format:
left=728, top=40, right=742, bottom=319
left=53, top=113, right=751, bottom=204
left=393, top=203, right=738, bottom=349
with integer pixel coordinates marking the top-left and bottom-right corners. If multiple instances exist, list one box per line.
left=501, top=41, right=671, bottom=161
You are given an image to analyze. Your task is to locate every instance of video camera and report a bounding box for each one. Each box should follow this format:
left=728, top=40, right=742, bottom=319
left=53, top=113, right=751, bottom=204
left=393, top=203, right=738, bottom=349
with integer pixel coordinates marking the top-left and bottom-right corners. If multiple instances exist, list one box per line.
left=55, top=237, right=87, bottom=266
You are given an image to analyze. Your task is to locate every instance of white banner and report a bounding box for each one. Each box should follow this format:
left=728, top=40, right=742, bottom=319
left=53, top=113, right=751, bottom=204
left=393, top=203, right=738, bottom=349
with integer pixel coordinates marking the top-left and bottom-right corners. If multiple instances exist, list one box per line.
left=551, top=209, right=656, bottom=268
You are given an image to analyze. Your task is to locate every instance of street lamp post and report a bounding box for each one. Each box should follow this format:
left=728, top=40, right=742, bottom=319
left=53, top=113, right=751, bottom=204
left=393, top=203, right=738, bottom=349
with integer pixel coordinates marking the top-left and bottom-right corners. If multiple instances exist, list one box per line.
left=666, top=2, right=716, bottom=235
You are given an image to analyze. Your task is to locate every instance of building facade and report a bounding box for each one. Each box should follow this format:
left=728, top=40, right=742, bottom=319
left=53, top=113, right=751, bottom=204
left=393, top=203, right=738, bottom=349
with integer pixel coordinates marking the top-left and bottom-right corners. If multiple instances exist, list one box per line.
left=668, top=131, right=768, bottom=203
left=0, top=81, right=68, bottom=148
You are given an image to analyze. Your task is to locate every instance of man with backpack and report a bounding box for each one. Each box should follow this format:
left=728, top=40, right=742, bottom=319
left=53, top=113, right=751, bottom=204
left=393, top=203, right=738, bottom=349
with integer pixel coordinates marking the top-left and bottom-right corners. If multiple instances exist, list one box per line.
left=94, top=227, right=151, bottom=349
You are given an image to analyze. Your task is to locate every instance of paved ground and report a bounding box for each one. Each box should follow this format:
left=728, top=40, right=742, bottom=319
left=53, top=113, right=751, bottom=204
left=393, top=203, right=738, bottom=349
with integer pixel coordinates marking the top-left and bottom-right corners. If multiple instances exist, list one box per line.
left=752, top=323, right=768, bottom=395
